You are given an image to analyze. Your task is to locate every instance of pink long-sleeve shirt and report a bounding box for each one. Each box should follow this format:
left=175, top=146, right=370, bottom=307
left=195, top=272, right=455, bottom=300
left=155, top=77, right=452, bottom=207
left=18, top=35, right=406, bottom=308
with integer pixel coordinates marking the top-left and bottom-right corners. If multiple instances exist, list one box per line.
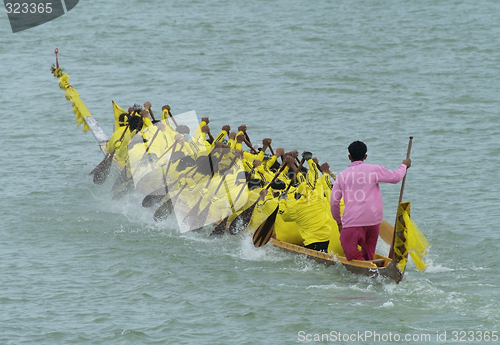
left=330, top=161, right=407, bottom=228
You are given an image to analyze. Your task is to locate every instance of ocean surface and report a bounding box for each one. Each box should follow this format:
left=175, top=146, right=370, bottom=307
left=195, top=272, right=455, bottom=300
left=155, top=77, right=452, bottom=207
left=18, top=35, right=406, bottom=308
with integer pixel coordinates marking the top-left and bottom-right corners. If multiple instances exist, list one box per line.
left=1, top=1, right=499, bottom=344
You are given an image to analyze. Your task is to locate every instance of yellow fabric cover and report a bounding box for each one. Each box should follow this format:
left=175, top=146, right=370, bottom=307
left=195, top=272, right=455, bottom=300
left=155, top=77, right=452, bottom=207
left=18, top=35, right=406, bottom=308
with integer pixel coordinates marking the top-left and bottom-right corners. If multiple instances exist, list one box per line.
left=394, top=202, right=429, bottom=272
left=112, top=101, right=127, bottom=131
left=58, top=74, right=91, bottom=132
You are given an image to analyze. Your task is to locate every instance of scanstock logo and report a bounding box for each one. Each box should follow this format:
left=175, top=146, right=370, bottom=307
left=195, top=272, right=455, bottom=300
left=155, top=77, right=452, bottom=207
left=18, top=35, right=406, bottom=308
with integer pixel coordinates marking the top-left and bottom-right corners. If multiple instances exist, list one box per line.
left=4, top=0, right=79, bottom=33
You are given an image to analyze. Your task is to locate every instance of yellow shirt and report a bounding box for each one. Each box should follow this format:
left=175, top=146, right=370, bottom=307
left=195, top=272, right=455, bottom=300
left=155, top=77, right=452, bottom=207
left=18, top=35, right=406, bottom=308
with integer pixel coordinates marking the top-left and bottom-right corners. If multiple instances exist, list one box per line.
left=279, top=187, right=332, bottom=246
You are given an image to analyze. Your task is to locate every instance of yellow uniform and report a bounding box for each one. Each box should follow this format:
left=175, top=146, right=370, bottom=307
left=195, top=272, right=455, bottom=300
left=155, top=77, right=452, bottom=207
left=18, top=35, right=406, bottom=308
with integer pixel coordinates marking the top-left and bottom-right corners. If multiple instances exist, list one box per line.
left=278, top=187, right=332, bottom=247
left=255, top=195, right=303, bottom=245
left=106, top=126, right=128, bottom=166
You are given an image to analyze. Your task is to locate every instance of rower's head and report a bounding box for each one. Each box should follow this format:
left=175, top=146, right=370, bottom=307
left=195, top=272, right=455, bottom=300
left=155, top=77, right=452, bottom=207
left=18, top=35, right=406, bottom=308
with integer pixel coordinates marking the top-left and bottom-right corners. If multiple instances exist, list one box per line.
left=175, top=155, right=195, bottom=172
left=133, top=103, right=143, bottom=115
left=235, top=171, right=249, bottom=185
left=348, top=141, right=367, bottom=162
left=176, top=125, right=190, bottom=135
left=128, top=115, right=143, bottom=132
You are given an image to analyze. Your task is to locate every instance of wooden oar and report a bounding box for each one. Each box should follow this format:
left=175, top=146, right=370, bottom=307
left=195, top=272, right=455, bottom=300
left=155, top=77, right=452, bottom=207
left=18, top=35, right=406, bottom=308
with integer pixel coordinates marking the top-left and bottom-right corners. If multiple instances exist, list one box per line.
left=249, top=156, right=307, bottom=247
left=90, top=125, right=129, bottom=185
left=145, top=103, right=156, bottom=122
left=379, top=220, right=395, bottom=245
left=168, top=108, right=178, bottom=127
left=327, top=170, right=336, bottom=180
left=252, top=206, right=279, bottom=247
left=210, top=167, right=256, bottom=235
left=389, top=136, right=413, bottom=258
left=153, top=183, right=188, bottom=222
left=282, top=156, right=306, bottom=197
left=139, top=126, right=162, bottom=164
left=243, top=130, right=252, bottom=146
left=112, top=177, right=135, bottom=200
left=228, top=160, right=288, bottom=235
left=111, top=166, right=130, bottom=191
left=243, top=138, right=259, bottom=154
left=207, top=130, right=215, bottom=144
left=155, top=140, right=178, bottom=164
left=268, top=144, right=275, bottom=156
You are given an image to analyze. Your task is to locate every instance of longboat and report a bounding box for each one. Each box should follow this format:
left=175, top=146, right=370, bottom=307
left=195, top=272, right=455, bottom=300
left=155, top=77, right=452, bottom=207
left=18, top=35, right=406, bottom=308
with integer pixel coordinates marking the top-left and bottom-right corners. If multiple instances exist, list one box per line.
left=267, top=202, right=411, bottom=284
left=53, top=59, right=420, bottom=284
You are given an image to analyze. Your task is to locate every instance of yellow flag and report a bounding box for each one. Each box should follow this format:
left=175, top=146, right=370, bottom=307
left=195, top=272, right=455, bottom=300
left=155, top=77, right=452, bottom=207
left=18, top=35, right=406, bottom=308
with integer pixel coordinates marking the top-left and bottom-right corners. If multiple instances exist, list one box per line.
left=393, top=202, right=429, bottom=273
left=58, top=74, right=92, bottom=132
left=403, top=211, right=430, bottom=272
left=112, top=100, right=127, bottom=131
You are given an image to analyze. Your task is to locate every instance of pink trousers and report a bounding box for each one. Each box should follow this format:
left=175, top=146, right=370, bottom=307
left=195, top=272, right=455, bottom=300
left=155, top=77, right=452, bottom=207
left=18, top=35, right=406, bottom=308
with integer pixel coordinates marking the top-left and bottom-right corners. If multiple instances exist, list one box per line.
left=340, top=224, right=380, bottom=261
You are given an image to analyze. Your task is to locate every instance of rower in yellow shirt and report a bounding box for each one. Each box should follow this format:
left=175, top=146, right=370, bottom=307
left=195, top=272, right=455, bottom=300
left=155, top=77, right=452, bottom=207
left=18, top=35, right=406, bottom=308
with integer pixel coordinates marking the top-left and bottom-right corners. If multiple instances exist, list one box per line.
left=275, top=152, right=343, bottom=254
left=106, top=113, right=129, bottom=166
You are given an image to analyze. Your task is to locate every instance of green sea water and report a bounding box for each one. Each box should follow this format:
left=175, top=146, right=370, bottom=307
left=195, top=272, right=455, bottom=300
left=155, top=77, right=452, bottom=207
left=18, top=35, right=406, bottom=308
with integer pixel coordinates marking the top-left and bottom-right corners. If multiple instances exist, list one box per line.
left=1, top=1, right=499, bottom=344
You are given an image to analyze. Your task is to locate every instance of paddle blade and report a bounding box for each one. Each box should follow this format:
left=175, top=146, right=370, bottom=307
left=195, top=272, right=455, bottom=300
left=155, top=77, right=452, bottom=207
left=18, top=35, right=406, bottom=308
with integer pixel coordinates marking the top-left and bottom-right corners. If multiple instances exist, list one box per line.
left=252, top=206, right=279, bottom=247
left=210, top=218, right=228, bottom=236
left=142, top=186, right=168, bottom=208
left=228, top=202, right=257, bottom=235
left=379, top=220, right=394, bottom=245
left=91, top=154, right=113, bottom=185
left=142, top=194, right=165, bottom=208
left=182, top=200, right=202, bottom=226
left=112, top=179, right=134, bottom=200
left=190, top=203, right=211, bottom=230
left=154, top=198, right=174, bottom=222
left=111, top=167, right=129, bottom=191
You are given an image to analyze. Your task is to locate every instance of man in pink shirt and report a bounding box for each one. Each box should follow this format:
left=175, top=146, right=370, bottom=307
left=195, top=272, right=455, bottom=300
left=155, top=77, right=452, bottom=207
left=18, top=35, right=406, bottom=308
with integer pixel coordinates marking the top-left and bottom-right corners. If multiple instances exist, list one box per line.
left=330, top=141, right=411, bottom=261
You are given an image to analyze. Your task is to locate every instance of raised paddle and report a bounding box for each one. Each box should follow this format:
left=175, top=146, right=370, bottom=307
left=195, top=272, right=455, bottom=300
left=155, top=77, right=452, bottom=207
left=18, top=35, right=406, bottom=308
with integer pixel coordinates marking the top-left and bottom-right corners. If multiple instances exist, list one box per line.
left=144, top=102, right=156, bottom=122
left=243, top=130, right=252, bottom=147
left=243, top=138, right=259, bottom=154
left=281, top=155, right=307, bottom=198
left=249, top=155, right=307, bottom=247
left=139, top=126, right=162, bottom=163
left=206, top=130, right=215, bottom=144
left=168, top=108, right=178, bottom=127
left=327, top=170, right=337, bottom=180
left=228, top=159, right=289, bottom=235
left=268, top=144, right=275, bottom=157
left=90, top=125, right=129, bottom=184
left=389, top=136, right=413, bottom=258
